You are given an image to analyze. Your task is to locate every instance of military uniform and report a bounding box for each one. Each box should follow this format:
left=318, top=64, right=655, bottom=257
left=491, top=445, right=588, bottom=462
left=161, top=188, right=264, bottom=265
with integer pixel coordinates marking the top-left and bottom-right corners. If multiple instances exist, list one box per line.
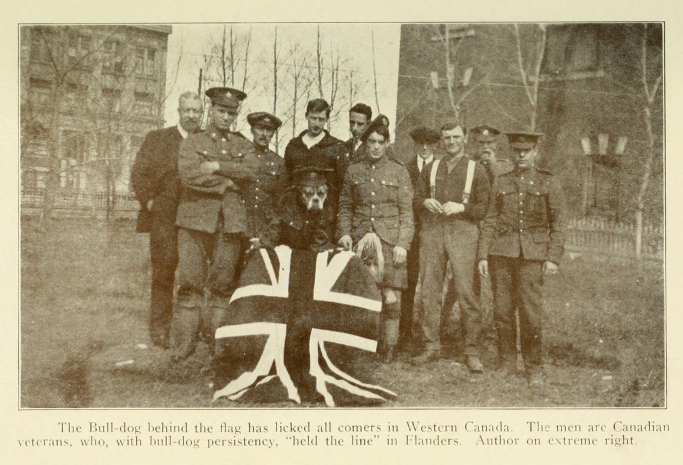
left=414, top=154, right=490, bottom=357
left=244, top=144, right=286, bottom=246
left=478, top=165, right=566, bottom=372
left=337, top=150, right=414, bottom=354
left=175, top=121, right=258, bottom=360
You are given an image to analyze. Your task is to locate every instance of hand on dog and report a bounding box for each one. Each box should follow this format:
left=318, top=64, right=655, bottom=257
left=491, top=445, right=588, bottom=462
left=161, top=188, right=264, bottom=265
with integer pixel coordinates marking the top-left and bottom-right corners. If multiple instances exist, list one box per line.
left=248, top=237, right=261, bottom=251
left=339, top=235, right=353, bottom=251
left=393, top=246, right=407, bottom=265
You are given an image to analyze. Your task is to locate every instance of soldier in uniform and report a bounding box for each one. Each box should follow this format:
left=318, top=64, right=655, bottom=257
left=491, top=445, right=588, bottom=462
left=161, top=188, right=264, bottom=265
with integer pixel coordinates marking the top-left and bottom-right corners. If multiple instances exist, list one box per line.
left=413, top=123, right=490, bottom=372
left=173, top=87, right=258, bottom=362
left=477, top=132, right=566, bottom=386
left=337, top=116, right=414, bottom=363
left=244, top=112, right=286, bottom=249
left=131, top=92, right=202, bottom=349
left=400, top=127, right=441, bottom=353
left=469, top=124, right=513, bottom=184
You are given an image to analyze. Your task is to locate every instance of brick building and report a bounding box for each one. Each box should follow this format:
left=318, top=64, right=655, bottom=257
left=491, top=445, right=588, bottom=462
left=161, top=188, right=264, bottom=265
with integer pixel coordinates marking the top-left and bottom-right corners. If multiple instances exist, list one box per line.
left=20, top=25, right=172, bottom=195
left=395, top=23, right=663, bottom=224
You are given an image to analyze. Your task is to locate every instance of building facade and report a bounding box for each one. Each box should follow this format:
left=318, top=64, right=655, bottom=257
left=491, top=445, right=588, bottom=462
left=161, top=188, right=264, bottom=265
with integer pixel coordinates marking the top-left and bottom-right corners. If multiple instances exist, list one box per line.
left=396, top=23, right=663, bottom=224
left=20, top=25, right=172, bottom=195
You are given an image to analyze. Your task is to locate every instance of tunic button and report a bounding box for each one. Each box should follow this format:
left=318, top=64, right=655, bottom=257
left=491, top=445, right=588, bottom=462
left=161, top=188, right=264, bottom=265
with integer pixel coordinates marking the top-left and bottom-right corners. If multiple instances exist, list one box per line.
left=371, top=217, right=375, bottom=221
left=371, top=192, right=375, bottom=196
left=203, top=151, right=208, bottom=155
left=222, top=150, right=227, bottom=154
left=372, top=165, right=376, bottom=169
left=255, top=187, right=259, bottom=191
left=371, top=205, right=375, bottom=208
left=519, top=192, right=523, bottom=196
left=371, top=178, right=374, bottom=182
left=381, top=181, right=385, bottom=185
left=222, top=138, right=226, bottom=142
left=289, top=222, right=294, bottom=226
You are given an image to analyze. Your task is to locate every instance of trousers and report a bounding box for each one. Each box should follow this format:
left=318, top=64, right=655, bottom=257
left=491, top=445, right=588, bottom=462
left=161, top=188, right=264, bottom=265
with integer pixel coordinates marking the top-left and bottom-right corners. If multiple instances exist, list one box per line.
left=489, top=255, right=544, bottom=368
left=174, top=226, right=245, bottom=360
left=149, top=209, right=178, bottom=348
left=417, top=219, right=481, bottom=354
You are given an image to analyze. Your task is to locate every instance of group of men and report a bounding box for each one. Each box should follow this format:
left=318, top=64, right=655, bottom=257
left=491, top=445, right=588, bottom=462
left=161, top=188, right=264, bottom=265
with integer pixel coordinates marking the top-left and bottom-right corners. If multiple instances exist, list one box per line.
left=131, top=85, right=566, bottom=388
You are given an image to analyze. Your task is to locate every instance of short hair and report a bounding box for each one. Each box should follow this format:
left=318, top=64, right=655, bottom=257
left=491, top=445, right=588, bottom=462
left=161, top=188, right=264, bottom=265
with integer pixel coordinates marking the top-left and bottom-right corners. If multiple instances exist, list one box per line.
left=362, top=125, right=390, bottom=143
left=306, top=98, right=331, bottom=118
left=440, top=122, right=467, bottom=136
left=349, top=103, right=372, bottom=121
left=178, top=91, right=202, bottom=107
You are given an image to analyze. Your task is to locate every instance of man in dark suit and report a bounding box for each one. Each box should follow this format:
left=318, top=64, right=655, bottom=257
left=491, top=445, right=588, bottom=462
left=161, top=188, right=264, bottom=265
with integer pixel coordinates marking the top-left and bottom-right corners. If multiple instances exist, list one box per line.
left=131, top=92, right=203, bottom=349
left=400, top=127, right=440, bottom=354
left=337, top=103, right=372, bottom=176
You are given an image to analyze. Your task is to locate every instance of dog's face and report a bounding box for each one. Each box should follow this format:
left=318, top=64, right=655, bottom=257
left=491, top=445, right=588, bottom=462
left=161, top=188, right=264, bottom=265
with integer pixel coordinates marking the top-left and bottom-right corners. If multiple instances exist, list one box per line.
left=300, top=183, right=328, bottom=211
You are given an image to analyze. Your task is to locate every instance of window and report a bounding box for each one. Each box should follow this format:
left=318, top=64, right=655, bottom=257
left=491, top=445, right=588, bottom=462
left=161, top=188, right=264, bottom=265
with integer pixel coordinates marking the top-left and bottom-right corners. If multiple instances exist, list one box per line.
left=135, top=47, right=156, bottom=77
left=62, top=130, right=86, bottom=163
left=134, top=92, right=154, bottom=115
left=101, top=88, right=122, bottom=112
left=431, top=25, right=475, bottom=42
left=67, top=31, right=92, bottom=67
left=102, top=41, right=124, bottom=74
left=30, top=78, right=52, bottom=104
left=65, top=82, right=88, bottom=106
left=29, top=28, right=55, bottom=62
left=542, top=24, right=603, bottom=79
left=97, top=133, right=123, bottom=159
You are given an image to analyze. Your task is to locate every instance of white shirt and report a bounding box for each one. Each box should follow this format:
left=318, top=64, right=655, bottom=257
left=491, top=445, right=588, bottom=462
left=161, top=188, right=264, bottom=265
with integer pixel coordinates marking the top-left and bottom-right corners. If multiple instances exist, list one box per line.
left=302, top=131, right=325, bottom=149
left=177, top=123, right=189, bottom=140
left=417, top=155, right=434, bottom=173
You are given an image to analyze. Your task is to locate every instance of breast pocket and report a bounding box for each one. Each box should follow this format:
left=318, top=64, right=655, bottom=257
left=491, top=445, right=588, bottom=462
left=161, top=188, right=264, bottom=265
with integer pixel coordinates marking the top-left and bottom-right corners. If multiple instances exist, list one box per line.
left=352, top=179, right=369, bottom=204
left=496, top=190, right=517, bottom=213
left=526, top=189, right=549, bottom=224
left=380, top=179, right=399, bottom=203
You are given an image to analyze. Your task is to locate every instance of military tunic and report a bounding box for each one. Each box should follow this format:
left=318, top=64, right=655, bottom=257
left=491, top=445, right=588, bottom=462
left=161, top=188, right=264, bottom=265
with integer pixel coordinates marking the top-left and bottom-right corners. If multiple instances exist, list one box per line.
left=174, top=124, right=259, bottom=359
left=477, top=167, right=566, bottom=369
left=244, top=146, right=286, bottom=246
left=337, top=154, right=414, bottom=290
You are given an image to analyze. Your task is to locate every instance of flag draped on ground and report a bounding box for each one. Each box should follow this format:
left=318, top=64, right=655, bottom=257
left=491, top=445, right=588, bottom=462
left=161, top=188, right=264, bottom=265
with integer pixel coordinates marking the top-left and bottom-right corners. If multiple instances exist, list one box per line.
left=213, top=245, right=396, bottom=406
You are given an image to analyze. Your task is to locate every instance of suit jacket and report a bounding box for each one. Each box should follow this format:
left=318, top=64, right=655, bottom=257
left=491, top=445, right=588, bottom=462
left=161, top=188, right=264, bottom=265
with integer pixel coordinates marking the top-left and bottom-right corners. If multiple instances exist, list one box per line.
left=477, top=167, right=566, bottom=264
left=176, top=124, right=258, bottom=234
left=131, top=126, right=184, bottom=233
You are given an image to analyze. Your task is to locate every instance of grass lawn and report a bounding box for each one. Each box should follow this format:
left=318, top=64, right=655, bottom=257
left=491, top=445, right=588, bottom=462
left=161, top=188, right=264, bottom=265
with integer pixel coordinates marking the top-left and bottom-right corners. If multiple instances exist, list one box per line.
left=20, top=217, right=665, bottom=408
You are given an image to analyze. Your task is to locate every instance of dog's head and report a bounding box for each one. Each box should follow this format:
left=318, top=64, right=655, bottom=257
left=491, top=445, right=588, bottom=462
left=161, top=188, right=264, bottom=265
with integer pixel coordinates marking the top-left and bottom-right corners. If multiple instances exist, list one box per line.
left=294, top=168, right=330, bottom=212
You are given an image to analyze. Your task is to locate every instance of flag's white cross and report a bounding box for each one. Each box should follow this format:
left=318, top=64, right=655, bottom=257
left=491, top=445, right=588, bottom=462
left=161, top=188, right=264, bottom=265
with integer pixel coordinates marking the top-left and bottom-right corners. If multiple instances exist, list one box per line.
left=215, top=246, right=391, bottom=406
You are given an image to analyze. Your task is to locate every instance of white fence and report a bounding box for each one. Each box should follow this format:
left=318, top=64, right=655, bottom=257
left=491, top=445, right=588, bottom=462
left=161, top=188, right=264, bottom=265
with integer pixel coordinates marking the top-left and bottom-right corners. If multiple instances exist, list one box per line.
left=565, top=217, right=663, bottom=259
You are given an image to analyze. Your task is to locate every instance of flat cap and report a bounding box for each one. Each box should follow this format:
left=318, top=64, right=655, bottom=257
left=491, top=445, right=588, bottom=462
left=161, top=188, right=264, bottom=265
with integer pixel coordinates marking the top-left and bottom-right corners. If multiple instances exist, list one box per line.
left=470, top=124, right=501, bottom=142
left=409, top=127, right=441, bottom=144
left=205, top=87, right=247, bottom=108
left=506, top=131, right=543, bottom=149
left=247, top=112, right=282, bottom=130
left=361, top=114, right=390, bottom=142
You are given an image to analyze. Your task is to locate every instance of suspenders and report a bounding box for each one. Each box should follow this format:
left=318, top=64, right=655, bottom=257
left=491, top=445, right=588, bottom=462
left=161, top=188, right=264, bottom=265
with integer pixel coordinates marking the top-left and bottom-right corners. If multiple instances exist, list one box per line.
left=430, top=158, right=476, bottom=204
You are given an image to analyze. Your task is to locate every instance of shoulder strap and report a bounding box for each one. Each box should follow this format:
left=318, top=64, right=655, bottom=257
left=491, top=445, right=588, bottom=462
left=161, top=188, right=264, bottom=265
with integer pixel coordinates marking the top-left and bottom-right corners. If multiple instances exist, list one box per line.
left=462, top=159, right=476, bottom=204
left=429, top=159, right=441, bottom=199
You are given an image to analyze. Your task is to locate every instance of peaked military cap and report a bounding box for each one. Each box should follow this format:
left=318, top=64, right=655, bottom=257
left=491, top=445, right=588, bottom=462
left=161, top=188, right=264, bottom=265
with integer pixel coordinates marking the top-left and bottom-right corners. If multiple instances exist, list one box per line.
left=470, top=124, right=501, bottom=142
left=205, top=87, right=247, bottom=108
left=292, top=165, right=333, bottom=187
left=247, top=112, right=282, bottom=130
left=409, top=127, right=441, bottom=144
left=361, top=114, right=390, bottom=142
left=506, top=131, right=543, bottom=149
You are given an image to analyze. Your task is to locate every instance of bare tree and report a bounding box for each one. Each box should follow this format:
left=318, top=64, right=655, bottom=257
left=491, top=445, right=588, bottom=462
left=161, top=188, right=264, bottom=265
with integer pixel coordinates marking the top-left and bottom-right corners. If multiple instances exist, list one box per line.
left=634, top=24, right=663, bottom=259
left=512, top=23, right=547, bottom=131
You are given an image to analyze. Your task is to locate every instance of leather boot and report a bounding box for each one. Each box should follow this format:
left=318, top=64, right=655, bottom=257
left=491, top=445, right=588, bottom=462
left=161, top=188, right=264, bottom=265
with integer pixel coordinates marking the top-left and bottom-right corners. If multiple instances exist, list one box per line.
left=172, top=301, right=201, bottom=363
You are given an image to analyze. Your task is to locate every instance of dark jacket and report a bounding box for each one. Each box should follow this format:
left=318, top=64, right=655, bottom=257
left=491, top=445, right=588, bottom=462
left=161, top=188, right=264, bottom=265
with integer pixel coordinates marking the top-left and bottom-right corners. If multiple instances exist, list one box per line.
left=284, top=130, right=346, bottom=195
left=337, top=155, right=414, bottom=250
left=477, top=167, right=566, bottom=264
left=131, top=126, right=184, bottom=233
left=176, top=124, right=258, bottom=234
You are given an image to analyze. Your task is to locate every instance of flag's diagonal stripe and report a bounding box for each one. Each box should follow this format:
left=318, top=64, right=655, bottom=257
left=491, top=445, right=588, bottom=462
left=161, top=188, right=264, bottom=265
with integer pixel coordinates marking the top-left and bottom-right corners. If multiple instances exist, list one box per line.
left=319, top=337, right=397, bottom=398
left=313, top=250, right=382, bottom=312
left=230, top=246, right=292, bottom=303
left=309, top=329, right=392, bottom=406
left=213, top=322, right=300, bottom=404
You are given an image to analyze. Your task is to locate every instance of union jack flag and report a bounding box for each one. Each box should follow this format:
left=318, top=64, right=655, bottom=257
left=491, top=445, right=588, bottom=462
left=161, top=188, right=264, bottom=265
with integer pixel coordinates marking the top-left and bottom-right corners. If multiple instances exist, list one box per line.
left=213, top=245, right=396, bottom=406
